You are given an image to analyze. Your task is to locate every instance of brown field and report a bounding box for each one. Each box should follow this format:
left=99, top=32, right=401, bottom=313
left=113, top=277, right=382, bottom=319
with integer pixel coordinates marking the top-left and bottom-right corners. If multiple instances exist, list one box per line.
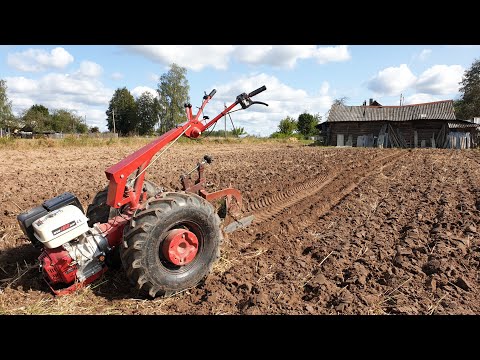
left=1, top=140, right=479, bottom=314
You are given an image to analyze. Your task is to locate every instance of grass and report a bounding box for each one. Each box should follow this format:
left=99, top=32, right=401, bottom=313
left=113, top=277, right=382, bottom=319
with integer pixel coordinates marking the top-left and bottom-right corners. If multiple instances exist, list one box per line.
left=0, top=135, right=315, bottom=150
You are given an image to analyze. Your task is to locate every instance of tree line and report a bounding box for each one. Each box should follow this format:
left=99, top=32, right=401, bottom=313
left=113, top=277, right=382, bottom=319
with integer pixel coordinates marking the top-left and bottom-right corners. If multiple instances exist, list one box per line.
left=270, top=112, right=322, bottom=139
left=106, top=63, right=191, bottom=136
left=454, top=58, right=480, bottom=120
left=0, top=81, right=90, bottom=134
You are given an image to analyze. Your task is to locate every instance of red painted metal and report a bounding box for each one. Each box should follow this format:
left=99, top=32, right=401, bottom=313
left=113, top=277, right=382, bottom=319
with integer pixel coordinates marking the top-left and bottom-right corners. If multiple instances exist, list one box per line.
left=105, top=125, right=189, bottom=209
left=49, top=268, right=107, bottom=296
left=181, top=162, right=242, bottom=217
left=95, top=214, right=131, bottom=247
left=39, top=243, right=108, bottom=296
left=39, top=247, right=77, bottom=285
left=104, top=92, right=240, bottom=211
left=162, top=229, right=199, bottom=265
left=199, top=188, right=242, bottom=217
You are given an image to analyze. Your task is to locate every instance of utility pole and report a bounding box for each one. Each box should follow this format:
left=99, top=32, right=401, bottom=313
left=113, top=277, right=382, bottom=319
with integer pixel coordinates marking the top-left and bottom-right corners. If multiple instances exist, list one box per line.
left=224, top=103, right=227, bottom=138
left=112, top=109, right=116, bottom=134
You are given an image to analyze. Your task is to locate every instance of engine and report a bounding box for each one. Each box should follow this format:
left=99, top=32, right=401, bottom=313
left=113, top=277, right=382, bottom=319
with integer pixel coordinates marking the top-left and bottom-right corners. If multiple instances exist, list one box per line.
left=17, top=193, right=111, bottom=294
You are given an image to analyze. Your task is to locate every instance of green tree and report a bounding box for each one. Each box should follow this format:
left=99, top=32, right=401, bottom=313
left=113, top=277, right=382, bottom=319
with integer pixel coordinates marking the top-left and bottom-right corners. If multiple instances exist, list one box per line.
left=90, top=126, right=100, bottom=133
left=30, top=104, right=49, bottom=117
left=157, top=63, right=190, bottom=133
left=278, top=116, right=297, bottom=135
left=297, top=112, right=319, bottom=137
left=455, top=58, right=480, bottom=120
left=75, top=121, right=89, bottom=134
left=43, top=109, right=86, bottom=133
left=22, top=104, right=51, bottom=131
left=136, top=92, right=160, bottom=135
left=50, top=109, right=73, bottom=132
left=0, top=79, right=15, bottom=129
left=106, top=87, right=138, bottom=136
left=231, top=127, right=246, bottom=137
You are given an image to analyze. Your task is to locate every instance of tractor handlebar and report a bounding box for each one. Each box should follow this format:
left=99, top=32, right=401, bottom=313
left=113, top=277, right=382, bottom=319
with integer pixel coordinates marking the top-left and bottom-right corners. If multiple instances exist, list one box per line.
left=204, top=89, right=217, bottom=100
left=248, top=85, right=267, bottom=98
left=236, top=85, right=268, bottom=109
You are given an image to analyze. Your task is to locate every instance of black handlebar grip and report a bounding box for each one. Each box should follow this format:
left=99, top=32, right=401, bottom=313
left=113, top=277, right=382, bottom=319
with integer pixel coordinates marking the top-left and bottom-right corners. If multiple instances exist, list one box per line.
left=248, top=85, right=266, bottom=98
left=208, top=89, right=217, bottom=98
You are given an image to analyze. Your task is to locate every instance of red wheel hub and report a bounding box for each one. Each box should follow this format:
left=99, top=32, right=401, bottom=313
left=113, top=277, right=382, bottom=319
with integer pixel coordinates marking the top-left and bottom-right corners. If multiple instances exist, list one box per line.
left=162, top=229, right=199, bottom=265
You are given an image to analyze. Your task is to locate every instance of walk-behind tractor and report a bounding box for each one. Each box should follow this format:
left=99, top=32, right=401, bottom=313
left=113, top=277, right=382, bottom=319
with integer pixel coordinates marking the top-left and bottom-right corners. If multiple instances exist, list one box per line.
left=17, top=86, right=268, bottom=297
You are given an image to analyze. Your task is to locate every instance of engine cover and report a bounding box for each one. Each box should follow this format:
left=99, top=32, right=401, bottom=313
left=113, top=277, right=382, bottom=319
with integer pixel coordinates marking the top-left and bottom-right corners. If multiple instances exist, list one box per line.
left=40, top=247, right=78, bottom=285
left=39, top=227, right=110, bottom=294
left=33, top=205, right=89, bottom=249
left=63, top=228, right=109, bottom=282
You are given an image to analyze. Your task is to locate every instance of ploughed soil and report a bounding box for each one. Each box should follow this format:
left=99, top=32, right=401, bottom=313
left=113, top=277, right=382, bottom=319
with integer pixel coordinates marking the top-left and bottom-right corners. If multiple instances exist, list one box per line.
left=1, top=142, right=479, bottom=314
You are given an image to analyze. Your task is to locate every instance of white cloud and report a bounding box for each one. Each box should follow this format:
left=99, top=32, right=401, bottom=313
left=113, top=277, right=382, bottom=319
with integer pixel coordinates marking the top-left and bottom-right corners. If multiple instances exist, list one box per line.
left=124, top=45, right=352, bottom=70
left=124, top=45, right=235, bottom=71
left=314, top=45, right=351, bottom=64
left=233, top=45, right=350, bottom=68
left=367, top=64, right=417, bottom=96
left=7, top=47, right=74, bottom=72
left=6, top=67, right=113, bottom=130
left=111, top=72, right=124, bottom=80
left=6, top=76, right=38, bottom=92
left=5, top=69, right=334, bottom=135
left=415, top=64, right=464, bottom=95
left=319, top=81, right=329, bottom=96
left=205, top=74, right=333, bottom=136
left=131, top=86, right=158, bottom=99
left=233, top=45, right=315, bottom=68
left=418, top=49, right=432, bottom=61
left=77, top=60, right=103, bottom=77
left=404, top=93, right=440, bottom=104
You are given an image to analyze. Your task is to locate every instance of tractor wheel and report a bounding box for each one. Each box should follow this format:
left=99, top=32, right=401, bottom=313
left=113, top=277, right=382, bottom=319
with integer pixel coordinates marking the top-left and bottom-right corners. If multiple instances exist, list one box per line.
left=86, top=179, right=160, bottom=227
left=120, top=192, right=223, bottom=298
left=86, top=180, right=160, bottom=268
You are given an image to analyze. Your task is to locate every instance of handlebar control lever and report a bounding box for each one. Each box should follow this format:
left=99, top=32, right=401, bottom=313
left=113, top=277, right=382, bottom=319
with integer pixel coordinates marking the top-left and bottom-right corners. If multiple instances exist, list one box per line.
left=235, top=85, right=268, bottom=109
left=203, top=89, right=217, bottom=100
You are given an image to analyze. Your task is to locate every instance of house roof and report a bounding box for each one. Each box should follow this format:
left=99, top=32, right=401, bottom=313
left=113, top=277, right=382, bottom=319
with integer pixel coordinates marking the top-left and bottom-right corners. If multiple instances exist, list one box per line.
left=327, top=100, right=456, bottom=123
left=448, top=120, right=480, bottom=129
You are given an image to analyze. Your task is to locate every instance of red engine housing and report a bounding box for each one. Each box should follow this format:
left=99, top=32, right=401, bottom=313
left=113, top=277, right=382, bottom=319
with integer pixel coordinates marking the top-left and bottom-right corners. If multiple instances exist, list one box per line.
left=39, top=247, right=77, bottom=285
left=39, top=247, right=107, bottom=296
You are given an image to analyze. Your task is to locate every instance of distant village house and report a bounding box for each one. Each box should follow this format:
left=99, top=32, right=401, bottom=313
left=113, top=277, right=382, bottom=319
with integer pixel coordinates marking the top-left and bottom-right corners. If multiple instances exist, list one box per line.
left=321, top=99, right=479, bottom=149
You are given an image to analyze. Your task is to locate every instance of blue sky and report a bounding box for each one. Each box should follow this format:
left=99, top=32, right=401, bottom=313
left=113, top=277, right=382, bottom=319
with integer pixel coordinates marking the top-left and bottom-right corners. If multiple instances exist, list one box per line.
left=1, top=45, right=479, bottom=136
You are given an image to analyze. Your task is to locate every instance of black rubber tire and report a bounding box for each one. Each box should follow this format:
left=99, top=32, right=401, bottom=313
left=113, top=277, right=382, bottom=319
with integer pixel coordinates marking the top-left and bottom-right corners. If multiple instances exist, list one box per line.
left=86, top=179, right=160, bottom=227
left=120, top=192, right=223, bottom=298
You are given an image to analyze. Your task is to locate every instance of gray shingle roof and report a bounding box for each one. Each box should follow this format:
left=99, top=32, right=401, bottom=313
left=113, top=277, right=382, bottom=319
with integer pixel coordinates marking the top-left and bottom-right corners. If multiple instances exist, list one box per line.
left=448, top=121, right=480, bottom=129
left=327, top=100, right=456, bottom=123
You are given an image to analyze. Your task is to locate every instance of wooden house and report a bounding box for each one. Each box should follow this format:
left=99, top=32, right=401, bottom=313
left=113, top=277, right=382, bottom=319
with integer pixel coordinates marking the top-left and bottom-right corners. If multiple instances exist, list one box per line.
left=325, top=99, right=479, bottom=148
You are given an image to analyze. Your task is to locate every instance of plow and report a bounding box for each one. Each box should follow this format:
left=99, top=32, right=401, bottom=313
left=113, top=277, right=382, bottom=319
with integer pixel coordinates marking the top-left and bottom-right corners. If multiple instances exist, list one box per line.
left=16, top=85, right=268, bottom=297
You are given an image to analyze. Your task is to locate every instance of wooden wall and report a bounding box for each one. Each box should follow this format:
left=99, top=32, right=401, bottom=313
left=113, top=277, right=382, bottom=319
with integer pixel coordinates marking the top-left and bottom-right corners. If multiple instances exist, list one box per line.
left=327, top=120, right=475, bottom=148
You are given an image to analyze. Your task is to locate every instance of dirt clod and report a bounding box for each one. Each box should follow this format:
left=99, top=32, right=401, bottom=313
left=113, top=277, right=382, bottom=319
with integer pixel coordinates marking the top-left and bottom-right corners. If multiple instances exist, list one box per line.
left=422, top=259, right=442, bottom=275
left=455, top=277, right=473, bottom=291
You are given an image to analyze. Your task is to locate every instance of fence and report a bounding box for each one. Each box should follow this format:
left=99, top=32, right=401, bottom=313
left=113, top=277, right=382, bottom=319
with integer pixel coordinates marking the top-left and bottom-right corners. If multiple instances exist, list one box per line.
left=446, top=132, right=472, bottom=149
left=0, top=128, right=11, bottom=138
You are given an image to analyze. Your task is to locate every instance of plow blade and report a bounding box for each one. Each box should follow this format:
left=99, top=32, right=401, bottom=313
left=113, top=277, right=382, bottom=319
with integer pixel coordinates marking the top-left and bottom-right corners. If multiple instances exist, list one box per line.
left=223, top=215, right=255, bottom=234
